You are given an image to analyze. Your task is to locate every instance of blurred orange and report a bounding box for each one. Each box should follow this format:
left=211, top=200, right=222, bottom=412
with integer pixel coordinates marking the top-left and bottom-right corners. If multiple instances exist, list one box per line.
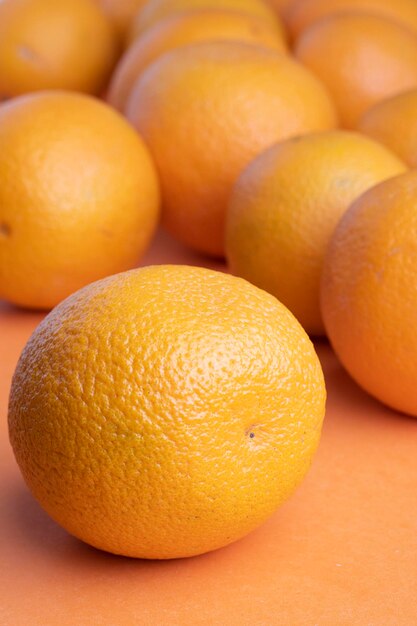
left=109, top=10, right=288, bottom=112
left=132, top=0, right=279, bottom=37
left=127, top=41, right=337, bottom=256
left=0, top=92, right=160, bottom=309
left=0, top=0, right=118, bottom=97
left=322, top=170, right=417, bottom=416
left=295, top=13, right=417, bottom=128
left=226, top=130, right=406, bottom=334
left=359, top=89, right=417, bottom=168
left=287, top=0, right=417, bottom=39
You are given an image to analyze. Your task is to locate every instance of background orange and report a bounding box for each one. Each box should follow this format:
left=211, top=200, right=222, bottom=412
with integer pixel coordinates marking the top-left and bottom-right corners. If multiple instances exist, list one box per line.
left=1, top=231, right=416, bottom=625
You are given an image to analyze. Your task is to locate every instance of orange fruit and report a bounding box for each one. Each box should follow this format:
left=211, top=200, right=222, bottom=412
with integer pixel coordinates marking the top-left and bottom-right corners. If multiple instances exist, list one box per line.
left=97, top=0, right=148, bottom=40
left=226, top=131, right=406, bottom=335
left=109, top=10, right=288, bottom=113
left=128, top=5, right=287, bottom=46
left=321, top=171, right=417, bottom=416
left=294, top=14, right=417, bottom=128
left=0, top=0, right=118, bottom=98
left=133, top=0, right=280, bottom=37
left=0, top=91, right=160, bottom=310
left=9, top=264, right=326, bottom=559
left=127, top=41, right=337, bottom=256
left=287, top=0, right=417, bottom=39
left=359, top=89, right=417, bottom=169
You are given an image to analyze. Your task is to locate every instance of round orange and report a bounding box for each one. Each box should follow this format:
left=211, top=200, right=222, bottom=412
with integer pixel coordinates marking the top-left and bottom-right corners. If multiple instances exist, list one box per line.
left=294, top=13, right=417, bottom=128
left=96, top=0, right=148, bottom=40
left=226, top=130, right=406, bottom=335
left=0, top=91, right=160, bottom=310
left=8, top=265, right=326, bottom=559
left=321, top=170, right=417, bottom=416
left=109, top=10, right=288, bottom=112
left=0, top=0, right=118, bottom=97
left=287, top=0, right=417, bottom=39
left=132, top=0, right=280, bottom=36
left=359, top=89, right=417, bottom=169
left=127, top=41, right=337, bottom=256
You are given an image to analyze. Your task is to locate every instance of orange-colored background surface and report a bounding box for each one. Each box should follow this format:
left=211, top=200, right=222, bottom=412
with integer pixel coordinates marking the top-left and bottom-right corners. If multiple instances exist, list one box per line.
left=1, top=231, right=416, bottom=626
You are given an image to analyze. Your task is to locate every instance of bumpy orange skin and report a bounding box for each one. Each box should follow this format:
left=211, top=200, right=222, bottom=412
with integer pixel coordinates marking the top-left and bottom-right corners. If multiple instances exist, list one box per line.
left=287, top=0, right=417, bottom=39
left=127, top=42, right=337, bottom=256
left=133, top=0, right=280, bottom=36
left=0, top=92, right=160, bottom=310
left=321, top=171, right=417, bottom=416
left=226, top=131, right=406, bottom=335
left=110, top=10, right=287, bottom=112
left=359, top=89, right=417, bottom=169
left=8, top=265, right=326, bottom=559
left=0, top=0, right=118, bottom=97
left=295, top=14, right=417, bottom=129
left=97, top=0, right=148, bottom=40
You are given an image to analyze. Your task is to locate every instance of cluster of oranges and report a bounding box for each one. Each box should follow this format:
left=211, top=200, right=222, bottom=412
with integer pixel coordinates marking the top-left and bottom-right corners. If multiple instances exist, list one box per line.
left=4, top=0, right=417, bottom=559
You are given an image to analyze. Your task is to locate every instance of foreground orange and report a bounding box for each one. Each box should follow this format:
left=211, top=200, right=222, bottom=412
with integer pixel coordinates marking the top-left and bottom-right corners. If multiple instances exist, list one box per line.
left=321, top=171, right=417, bottom=416
left=8, top=265, right=326, bottom=559
left=226, top=131, right=406, bottom=335
left=0, top=0, right=118, bottom=97
left=295, top=14, right=417, bottom=128
left=132, top=0, right=280, bottom=36
left=359, top=90, right=417, bottom=169
left=287, top=0, right=417, bottom=39
left=0, top=92, right=160, bottom=310
left=109, top=10, right=287, bottom=112
left=128, top=42, right=337, bottom=256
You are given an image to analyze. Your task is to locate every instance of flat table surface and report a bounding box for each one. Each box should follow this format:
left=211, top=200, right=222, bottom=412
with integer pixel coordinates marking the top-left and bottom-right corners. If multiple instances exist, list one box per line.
left=1, top=231, right=416, bottom=626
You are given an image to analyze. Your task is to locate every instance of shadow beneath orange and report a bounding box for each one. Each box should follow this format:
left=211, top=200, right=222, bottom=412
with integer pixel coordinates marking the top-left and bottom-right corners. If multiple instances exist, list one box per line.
left=7, top=481, right=228, bottom=574
left=140, top=228, right=226, bottom=272
left=320, top=342, right=416, bottom=428
left=0, top=301, right=45, bottom=323
left=9, top=483, right=91, bottom=557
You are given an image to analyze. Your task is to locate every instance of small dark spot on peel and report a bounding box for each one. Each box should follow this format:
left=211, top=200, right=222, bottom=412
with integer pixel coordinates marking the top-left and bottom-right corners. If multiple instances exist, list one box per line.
left=0, top=222, right=11, bottom=238
left=245, top=425, right=257, bottom=440
left=18, top=45, right=40, bottom=63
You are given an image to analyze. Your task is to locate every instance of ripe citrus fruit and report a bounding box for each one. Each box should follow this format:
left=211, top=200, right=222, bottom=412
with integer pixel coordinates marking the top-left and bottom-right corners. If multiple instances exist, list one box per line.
left=109, top=10, right=288, bottom=112
left=0, top=0, right=118, bottom=98
left=133, top=0, right=280, bottom=36
left=294, top=13, right=417, bottom=128
left=97, top=0, right=148, bottom=40
left=226, top=131, right=406, bottom=335
left=321, top=171, right=417, bottom=416
left=8, top=265, right=326, bottom=559
left=127, top=41, right=337, bottom=256
left=0, top=91, right=160, bottom=310
left=359, top=89, right=417, bottom=169
left=287, top=0, right=417, bottom=39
